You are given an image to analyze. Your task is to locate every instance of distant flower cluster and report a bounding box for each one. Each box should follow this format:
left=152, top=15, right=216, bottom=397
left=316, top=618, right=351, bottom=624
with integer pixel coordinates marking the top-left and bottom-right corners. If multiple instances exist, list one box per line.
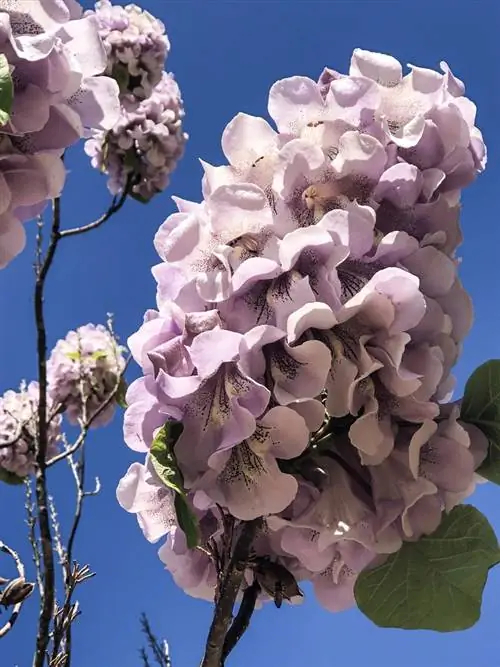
left=0, top=0, right=120, bottom=268
left=47, top=323, right=127, bottom=427
left=118, top=48, right=488, bottom=611
left=85, top=1, right=187, bottom=202
left=0, top=382, right=61, bottom=478
left=0, top=323, right=126, bottom=480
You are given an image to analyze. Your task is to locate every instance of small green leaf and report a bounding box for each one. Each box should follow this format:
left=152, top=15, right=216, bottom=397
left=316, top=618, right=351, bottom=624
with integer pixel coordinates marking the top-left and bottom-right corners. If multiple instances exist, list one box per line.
left=91, top=350, right=108, bottom=361
left=174, top=494, right=200, bottom=550
left=0, top=54, right=13, bottom=126
left=66, top=351, right=81, bottom=362
left=115, top=376, right=128, bottom=409
left=0, top=468, right=25, bottom=486
left=150, top=422, right=200, bottom=548
left=461, top=359, right=500, bottom=484
left=354, top=505, right=500, bottom=632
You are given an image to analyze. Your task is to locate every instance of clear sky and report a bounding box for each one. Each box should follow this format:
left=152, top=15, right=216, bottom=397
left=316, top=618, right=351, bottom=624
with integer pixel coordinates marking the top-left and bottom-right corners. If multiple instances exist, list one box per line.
left=1, top=1, right=500, bottom=666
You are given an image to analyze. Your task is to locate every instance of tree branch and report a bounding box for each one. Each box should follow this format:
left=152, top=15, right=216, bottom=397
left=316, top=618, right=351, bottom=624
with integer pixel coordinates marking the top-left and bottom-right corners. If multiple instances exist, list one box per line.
left=33, top=196, right=62, bottom=667
left=200, top=519, right=261, bottom=667
left=59, top=181, right=130, bottom=239
left=221, top=581, right=260, bottom=665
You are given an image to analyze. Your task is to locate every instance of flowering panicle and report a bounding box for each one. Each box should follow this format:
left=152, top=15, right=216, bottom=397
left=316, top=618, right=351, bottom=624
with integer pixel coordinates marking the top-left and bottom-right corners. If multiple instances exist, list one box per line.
left=0, top=0, right=120, bottom=268
left=85, top=1, right=187, bottom=201
left=47, top=323, right=127, bottom=427
left=0, top=320, right=126, bottom=480
left=0, top=381, right=61, bottom=479
left=86, top=0, right=170, bottom=99
left=118, top=49, right=487, bottom=612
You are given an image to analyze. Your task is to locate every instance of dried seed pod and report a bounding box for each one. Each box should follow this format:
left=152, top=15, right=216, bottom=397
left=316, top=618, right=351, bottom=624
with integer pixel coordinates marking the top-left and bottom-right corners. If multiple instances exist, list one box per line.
left=0, top=577, right=35, bottom=607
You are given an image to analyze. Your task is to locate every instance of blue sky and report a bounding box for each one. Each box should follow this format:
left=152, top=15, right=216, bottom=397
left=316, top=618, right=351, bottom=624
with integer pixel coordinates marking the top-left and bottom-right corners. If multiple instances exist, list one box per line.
left=2, top=1, right=500, bottom=666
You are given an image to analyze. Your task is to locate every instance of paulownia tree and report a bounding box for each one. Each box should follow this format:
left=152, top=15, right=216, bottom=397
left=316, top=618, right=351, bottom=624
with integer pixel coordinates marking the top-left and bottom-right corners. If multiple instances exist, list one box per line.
left=0, top=2, right=499, bottom=667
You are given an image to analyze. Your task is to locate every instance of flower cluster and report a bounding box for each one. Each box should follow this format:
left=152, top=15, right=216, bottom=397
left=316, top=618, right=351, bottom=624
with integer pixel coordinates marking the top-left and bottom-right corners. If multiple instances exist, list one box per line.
left=47, top=323, right=127, bottom=427
left=0, top=0, right=120, bottom=268
left=118, top=49, right=487, bottom=611
left=0, top=322, right=127, bottom=481
left=85, top=1, right=187, bottom=201
left=85, top=0, right=170, bottom=99
left=0, top=381, right=61, bottom=478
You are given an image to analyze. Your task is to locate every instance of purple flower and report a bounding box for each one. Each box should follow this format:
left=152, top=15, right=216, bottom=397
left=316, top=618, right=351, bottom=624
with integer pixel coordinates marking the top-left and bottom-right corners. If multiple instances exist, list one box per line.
left=158, top=526, right=218, bottom=601
left=116, top=459, right=177, bottom=542
left=157, top=327, right=271, bottom=486
left=119, top=47, right=487, bottom=613
left=0, top=381, right=61, bottom=478
left=0, top=0, right=120, bottom=267
left=47, top=323, right=126, bottom=427
left=198, top=406, right=310, bottom=520
left=85, top=71, right=187, bottom=201
left=86, top=0, right=170, bottom=99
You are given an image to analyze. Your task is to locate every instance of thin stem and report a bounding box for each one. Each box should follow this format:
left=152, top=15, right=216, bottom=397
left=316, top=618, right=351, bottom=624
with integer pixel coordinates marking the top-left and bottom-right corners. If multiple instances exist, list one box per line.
left=60, top=448, right=86, bottom=667
left=48, top=495, right=66, bottom=567
left=200, top=519, right=261, bottom=667
left=59, top=182, right=130, bottom=239
left=0, top=541, right=29, bottom=639
left=33, top=197, right=62, bottom=667
left=25, top=480, right=44, bottom=595
left=221, top=581, right=260, bottom=665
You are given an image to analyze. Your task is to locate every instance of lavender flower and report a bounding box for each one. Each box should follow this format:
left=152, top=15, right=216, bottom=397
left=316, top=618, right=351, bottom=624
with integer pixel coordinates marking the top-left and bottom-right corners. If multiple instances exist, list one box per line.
left=47, top=323, right=126, bottom=427
left=85, top=72, right=187, bottom=201
left=118, top=49, right=486, bottom=612
left=0, top=381, right=61, bottom=479
left=0, top=0, right=120, bottom=267
left=86, top=0, right=169, bottom=99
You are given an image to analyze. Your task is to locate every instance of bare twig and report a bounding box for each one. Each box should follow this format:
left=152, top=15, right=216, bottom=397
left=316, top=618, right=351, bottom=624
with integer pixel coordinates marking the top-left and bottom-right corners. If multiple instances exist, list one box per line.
left=140, top=648, right=153, bottom=667
left=0, top=541, right=32, bottom=639
left=25, top=480, right=44, bottom=595
left=59, top=182, right=130, bottom=238
left=46, top=355, right=131, bottom=469
left=48, top=495, right=66, bottom=567
left=200, top=519, right=261, bottom=667
left=140, top=614, right=171, bottom=667
left=33, top=196, right=62, bottom=667
left=51, top=439, right=99, bottom=667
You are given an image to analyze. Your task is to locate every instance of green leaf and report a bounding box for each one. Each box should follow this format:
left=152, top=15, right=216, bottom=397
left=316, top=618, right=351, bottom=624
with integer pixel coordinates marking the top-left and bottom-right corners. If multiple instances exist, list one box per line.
left=115, top=376, right=128, bottom=409
left=91, top=350, right=108, bottom=361
left=0, top=54, right=13, bottom=126
left=66, top=351, right=81, bottom=361
left=150, top=422, right=200, bottom=548
left=354, top=505, right=500, bottom=632
left=0, top=468, right=25, bottom=486
left=461, top=359, right=500, bottom=483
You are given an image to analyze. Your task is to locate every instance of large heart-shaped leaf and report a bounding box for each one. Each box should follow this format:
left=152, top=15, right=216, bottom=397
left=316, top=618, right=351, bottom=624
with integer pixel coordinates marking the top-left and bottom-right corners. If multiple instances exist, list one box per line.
left=0, top=54, right=13, bottom=126
left=354, top=505, right=500, bottom=631
left=150, top=421, right=200, bottom=548
left=461, top=359, right=500, bottom=483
